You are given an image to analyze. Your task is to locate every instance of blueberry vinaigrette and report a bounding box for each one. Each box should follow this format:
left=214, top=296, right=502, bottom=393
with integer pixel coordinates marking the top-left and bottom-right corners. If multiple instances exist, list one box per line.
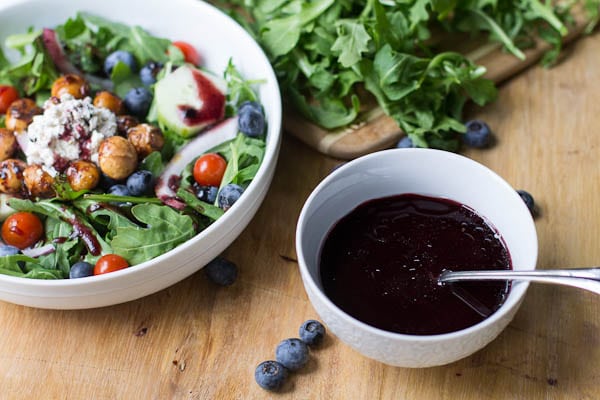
left=319, top=194, right=512, bottom=335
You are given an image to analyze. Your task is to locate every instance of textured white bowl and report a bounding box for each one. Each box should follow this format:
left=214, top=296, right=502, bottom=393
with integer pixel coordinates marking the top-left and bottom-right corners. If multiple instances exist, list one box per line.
left=296, top=149, right=537, bottom=367
left=0, top=0, right=281, bottom=309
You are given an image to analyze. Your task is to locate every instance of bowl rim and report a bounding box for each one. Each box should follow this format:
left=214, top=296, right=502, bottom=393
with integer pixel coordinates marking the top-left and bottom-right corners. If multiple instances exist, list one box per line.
left=0, top=0, right=282, bottom=288
left=296, top=148, right=538, bottom=341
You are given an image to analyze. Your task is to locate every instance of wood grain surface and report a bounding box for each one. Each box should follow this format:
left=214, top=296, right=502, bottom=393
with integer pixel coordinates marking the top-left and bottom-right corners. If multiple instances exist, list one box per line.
left=0, top=32, right=599, bottom=400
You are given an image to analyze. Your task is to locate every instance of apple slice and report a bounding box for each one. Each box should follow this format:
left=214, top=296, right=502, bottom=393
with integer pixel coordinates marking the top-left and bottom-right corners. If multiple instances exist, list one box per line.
left=155, top=116, right=238, bottom=209
left=155, top=65, right=227, bottom=138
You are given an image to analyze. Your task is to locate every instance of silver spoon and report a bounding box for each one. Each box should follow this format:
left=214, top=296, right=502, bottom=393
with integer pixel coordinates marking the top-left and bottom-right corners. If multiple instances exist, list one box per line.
left=438, top=268, right=600, bottom=295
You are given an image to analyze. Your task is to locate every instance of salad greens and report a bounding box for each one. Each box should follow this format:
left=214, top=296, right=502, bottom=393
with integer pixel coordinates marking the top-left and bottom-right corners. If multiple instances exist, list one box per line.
left=221, top=0, right=598, bottom=149
left=0, top=14, right=267, bottom=278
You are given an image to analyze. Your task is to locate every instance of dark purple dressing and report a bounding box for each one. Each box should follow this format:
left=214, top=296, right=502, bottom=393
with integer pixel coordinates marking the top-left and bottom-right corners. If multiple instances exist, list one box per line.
left=178, top=69, right=225, bottom=126
left=319, top=194, right=511, bottom=335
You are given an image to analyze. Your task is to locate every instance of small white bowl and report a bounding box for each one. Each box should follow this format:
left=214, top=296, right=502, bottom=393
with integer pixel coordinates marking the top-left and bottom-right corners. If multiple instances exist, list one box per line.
left=0, top=0, right=281, bottom=309
left=296, top=149, right=537, bottom=367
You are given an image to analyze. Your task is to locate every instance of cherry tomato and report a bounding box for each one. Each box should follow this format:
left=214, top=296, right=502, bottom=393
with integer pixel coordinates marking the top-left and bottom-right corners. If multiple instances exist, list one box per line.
left=172, top=41, right=202, bottom=66
left=193, top=153, right=227, bottom=187
left=94, top=254, right=129, bottom=275
left=1, top=211, right=43, bottom=249
left=0, top=85, right=19, bottom=114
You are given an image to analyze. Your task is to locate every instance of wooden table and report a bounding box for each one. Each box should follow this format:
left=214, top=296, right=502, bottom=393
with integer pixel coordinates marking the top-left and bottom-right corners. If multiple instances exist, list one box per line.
left=1, top=33, right=599, bottom=399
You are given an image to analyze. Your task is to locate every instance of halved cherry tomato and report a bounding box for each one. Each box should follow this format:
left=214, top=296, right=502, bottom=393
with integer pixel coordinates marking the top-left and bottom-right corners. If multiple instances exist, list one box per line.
left=1, top=211, right=43, bottom=249
left=0, top=85, right=19, bottom=114
left=172, top=41, right=202, bottom=66
left=94, top=254, right=129, bottom=275
left=193, top=153, right=227, bottom=187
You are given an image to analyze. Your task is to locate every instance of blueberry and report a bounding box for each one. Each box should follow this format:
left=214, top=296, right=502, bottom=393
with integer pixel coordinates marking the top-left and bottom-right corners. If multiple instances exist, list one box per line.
left=238, top=107, right=265, bottom=137
left=196, top=185, right=218, bottom=204
left=396, top=136, right=415, bottom=148
left=275, top=338, right=309, bottom=371
left=204, top=257, right=237, bottom=286
left=218, top=184, right=244, bottom=211
left=123, top=87, right=153, bottom=118
left=99, top=174, right=121, bottom=190
left=463, top=120, right=492, bottom=148
left=126, top=170, right=154, bottom=196
left=69, top=261, right=94, bottom=279
left=108, top=184, right=130, bottom=197
left=238, top=100, right=262, bottom=115
left=104, top=50, right=138, bottom=76
left=299, top=320, right=326, bottom=346
left=255, top=360, right=287, bottom=391
left=0, top=244, right=20, bottom=257
left=517, top=189, right=535, bottom=214
left=140, top=61, right=163, bottom=86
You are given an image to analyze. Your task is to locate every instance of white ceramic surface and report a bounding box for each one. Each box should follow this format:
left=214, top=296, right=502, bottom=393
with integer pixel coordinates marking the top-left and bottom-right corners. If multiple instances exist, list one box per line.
left=0, top=0, right=282, bottom=309
left=296, top=149, right=538, bottom=368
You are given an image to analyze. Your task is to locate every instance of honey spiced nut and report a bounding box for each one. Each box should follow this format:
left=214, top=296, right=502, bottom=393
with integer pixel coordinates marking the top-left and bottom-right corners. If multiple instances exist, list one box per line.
left=5, top=98, right=42, bottom=132
left=66, top=160, right=101, bottom=191
left=23, top=164, right=55, bottom=198
left=98, top=136, right=138, bottom=180
left=0, top=128, right=17, bottom=161
left=116, top=115, right=140, bottom=136
left=50, top=74, right=90, bottom=99
left=93, top=91, right=124, bottom=115
left=127, top=123, right=165, bottom=159
left=0, top=158, right=26, bottom=194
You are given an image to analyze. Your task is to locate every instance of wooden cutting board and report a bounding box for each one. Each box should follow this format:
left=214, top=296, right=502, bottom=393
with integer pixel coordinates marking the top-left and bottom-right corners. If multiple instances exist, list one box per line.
left=284, top=15, right=591, bottom=159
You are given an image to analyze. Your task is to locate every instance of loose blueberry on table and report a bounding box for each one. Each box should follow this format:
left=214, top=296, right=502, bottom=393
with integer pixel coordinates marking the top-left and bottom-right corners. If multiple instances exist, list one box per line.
left=517, top=189, right=536, bottom=214
left=299, top=320, right=326, bottom=346
left=255, top=360, right=288, bottom=391
left=275, top=338, right=309, bottom=371
left=396, top=136, right=415, bottom=148
left=204, top=257, right=238, bottom=286
left=463, top=119, right=492, bottom=148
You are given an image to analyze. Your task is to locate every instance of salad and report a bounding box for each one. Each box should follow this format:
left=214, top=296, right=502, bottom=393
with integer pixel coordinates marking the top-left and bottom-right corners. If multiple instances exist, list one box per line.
left=0, top=13, right=267, bottom=279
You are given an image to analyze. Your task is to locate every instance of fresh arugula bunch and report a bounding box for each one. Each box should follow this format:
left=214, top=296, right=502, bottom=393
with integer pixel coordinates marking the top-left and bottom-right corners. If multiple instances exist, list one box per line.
left=222, top=0, right=596, bottom=149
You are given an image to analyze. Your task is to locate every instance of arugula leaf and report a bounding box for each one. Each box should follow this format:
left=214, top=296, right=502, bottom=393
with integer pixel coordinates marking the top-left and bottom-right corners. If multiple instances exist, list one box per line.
left=176, top=189, right=224, bottom=220
left=78, top=12, right=173, bottom=65
left=110, top=204, right=195, bottom=265
left=224, top=59, right=262, bottom=116
left=140, top=151, right=165, bottom=177
left=9, top=198, right=112, bottom=263
left=1, top=35, right=58, bottom=95
left=211, top=133, right=266, bottom=188
left=331, top=20, right=371, bottom=68
left=261, top=0, right=336, bottom=57
left=224, top=0, right=589, bottom=149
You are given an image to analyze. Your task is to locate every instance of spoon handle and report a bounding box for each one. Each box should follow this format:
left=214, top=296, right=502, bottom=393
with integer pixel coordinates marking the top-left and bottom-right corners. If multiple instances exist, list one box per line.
left=438, top=268, right=600, bottom=295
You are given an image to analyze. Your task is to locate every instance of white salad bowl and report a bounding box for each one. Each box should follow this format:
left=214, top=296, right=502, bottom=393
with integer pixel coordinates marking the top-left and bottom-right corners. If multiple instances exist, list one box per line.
left=296, top=149, right=538, bottom=367
left=0, top=0, right=282, bottom=308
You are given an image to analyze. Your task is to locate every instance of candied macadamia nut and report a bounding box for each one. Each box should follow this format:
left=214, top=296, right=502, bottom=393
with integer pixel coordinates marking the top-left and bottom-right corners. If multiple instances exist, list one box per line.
left=23, top=164, right=55, bottom=198
left=93, top=91, right=123, bottom=115
left=5, top=99, right=42, bottom=132
left=51, top=74, right=90, bottom=99
left=0, top=128, right=17, bottom=161
left=127, top=124, right=165, bottom=159
left=116, top=115, right=139, bottom=136
left=98, top=136, right=138, bottom=180
left=0, top=158, right=26, bottom=194
left=66, top=160, right=101, bottom=191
